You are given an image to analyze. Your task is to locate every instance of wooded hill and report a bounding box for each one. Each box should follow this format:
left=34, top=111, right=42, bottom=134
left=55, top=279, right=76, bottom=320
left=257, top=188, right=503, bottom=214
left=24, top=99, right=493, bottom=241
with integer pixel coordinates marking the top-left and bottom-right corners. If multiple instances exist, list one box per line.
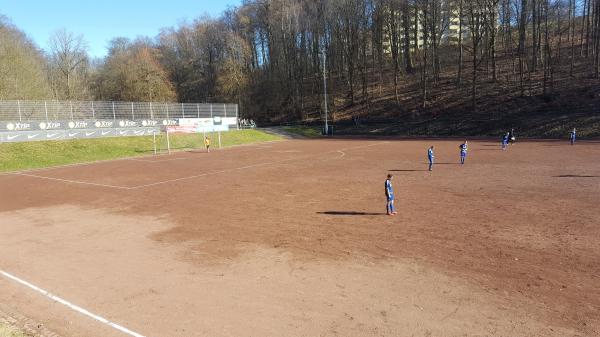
left=1, top=0, right=599, bottom=137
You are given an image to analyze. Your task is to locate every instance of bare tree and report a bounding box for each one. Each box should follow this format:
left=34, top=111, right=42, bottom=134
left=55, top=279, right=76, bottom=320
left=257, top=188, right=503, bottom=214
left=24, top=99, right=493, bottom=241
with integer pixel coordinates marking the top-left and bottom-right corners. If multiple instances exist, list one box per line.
left=48, top=29, right=90, bottom=100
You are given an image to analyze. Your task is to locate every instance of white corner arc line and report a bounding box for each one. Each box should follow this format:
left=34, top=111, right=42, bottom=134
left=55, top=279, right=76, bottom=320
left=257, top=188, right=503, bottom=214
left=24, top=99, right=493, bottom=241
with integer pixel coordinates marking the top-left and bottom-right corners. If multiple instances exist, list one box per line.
left=13, top=173, right=131, bottom=190
left=0, top=270, right=145, bottom=337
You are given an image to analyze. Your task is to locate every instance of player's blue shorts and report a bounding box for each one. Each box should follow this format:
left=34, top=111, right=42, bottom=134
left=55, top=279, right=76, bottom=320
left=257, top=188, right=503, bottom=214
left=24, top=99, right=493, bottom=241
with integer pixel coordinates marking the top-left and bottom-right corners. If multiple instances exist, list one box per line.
left=387, top=194, right=394, bottom=201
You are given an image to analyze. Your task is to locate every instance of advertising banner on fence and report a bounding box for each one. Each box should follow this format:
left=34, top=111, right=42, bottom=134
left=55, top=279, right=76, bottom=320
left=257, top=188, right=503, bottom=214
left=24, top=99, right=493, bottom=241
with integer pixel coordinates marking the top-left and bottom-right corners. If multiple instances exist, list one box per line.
left=0, top=128, right=159, bottom=143
left=166, top=118, right=230, bottom=134
left=0, top=116, right=237, bottom=143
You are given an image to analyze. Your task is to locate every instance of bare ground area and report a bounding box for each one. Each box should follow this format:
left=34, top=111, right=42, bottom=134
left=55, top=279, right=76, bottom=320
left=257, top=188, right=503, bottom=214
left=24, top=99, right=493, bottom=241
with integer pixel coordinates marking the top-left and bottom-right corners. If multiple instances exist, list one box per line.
left=0, top=138, right=598, bottom=337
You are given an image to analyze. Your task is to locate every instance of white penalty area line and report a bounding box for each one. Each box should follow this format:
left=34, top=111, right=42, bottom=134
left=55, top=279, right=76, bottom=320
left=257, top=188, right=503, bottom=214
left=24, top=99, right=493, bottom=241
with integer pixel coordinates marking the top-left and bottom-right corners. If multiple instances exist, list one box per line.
left=10, top=141, right=388, bottom=191
left=0, top=270, right=145, bottom=337
left=130, top=141, right=388, bottom=190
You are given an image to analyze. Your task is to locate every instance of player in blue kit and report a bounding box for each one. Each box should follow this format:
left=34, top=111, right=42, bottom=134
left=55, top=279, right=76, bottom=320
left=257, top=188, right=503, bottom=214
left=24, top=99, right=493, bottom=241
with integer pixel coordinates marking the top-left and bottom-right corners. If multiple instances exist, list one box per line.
left=428, top=146, right=435, bottom=171
left=459, top=141, right=468, bottom=164
left=570, top=128, right=576, bottom=145
left=502, top=133, right=509, bottom=150
left=385, top=174, right=397, bottom=216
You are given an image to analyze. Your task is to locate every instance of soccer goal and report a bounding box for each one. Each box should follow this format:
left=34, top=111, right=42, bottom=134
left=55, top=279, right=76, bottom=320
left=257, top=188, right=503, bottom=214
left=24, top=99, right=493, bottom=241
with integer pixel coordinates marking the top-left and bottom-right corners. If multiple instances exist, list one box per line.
left=153, top=120, right=228, bottom=155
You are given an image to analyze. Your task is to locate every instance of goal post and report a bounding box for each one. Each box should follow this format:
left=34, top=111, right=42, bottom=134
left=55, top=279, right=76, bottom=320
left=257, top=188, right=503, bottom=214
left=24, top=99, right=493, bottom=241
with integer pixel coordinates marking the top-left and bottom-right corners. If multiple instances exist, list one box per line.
left=151, top=126, right=172, bottom=155
left=155, top=118, right=229, bottom=155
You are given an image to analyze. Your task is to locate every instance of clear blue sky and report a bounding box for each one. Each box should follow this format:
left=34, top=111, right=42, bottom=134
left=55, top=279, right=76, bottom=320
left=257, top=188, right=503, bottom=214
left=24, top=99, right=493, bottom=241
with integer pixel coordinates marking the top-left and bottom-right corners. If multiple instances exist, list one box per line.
left=0, top=0, right=241, bottom=59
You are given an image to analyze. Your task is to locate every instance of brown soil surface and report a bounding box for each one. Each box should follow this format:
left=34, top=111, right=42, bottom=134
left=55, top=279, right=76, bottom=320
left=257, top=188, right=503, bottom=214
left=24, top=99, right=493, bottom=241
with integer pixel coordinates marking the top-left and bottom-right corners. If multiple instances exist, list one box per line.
left=0, top=138, right=598, bottom=337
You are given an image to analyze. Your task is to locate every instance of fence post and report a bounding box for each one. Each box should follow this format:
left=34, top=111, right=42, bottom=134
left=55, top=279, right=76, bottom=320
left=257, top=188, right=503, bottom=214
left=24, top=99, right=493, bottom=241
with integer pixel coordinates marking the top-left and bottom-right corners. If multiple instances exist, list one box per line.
left=44, top=101, right=48, bottom=122
left=166, top=128, right=171, bottom=154
left=70, top=101, right=74, bottom=120
left=153, top=131, right=157, bottom=155
left=131, top=102, right=135, bottom=120
left=197, top=104, right=200, bottom=118
left=166, top=103, right=169, bottom=119
left=236, top=104, right=239, bottom=130
left=181, top=103, right=184, bottom=118
left=91, top=101, right=95, bottom=119
left=210, top=104, right=213, bottom=119
left=17, top=100, right=22, bottom=121
left=150, top=102, right=154, bottom=120
left=112, top=102, right=116, bottom=120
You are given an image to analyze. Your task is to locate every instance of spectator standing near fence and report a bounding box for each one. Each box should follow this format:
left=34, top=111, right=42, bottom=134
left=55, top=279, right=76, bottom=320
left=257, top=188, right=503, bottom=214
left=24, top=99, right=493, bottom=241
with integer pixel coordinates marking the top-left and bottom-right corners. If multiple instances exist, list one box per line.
left=428, top=146, right=435, bottom=171
left=205, top=135, right=211, bottom=153
left=385, top=174, right=397, bottom=216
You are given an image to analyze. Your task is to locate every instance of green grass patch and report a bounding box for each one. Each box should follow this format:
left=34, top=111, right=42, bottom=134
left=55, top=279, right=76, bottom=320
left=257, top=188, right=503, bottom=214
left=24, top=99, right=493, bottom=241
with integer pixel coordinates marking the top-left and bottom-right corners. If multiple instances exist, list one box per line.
left=0, top=129, right=281, bottom=173
left=0, top=322, right=27, bottom=337
left=281, top=126, right=322, bottom=138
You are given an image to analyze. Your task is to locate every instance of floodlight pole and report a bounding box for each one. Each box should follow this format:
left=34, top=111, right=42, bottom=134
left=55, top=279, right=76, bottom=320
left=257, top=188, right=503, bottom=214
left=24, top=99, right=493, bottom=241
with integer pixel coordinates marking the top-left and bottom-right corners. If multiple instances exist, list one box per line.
left=322, top=48, right=329, bottom=136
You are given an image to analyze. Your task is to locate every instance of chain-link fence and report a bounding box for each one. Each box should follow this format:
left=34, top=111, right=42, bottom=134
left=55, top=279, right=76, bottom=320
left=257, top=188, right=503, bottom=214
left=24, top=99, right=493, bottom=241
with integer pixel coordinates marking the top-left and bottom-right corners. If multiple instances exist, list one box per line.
left=0, top=100, right=238, bottom=121
left=0, top=100, right=240, bottom=143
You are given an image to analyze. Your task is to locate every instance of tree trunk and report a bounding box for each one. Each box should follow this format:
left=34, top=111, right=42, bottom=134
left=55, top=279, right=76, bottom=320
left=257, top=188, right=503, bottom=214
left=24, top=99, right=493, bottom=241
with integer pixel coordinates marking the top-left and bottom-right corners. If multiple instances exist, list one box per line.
left=457, top=0, right=463, bottom=85
left=570, top=0, right=576, bottom=77
left=402, top=4, right=414, bottom=73
left=519, top=0, right=528, bottom=96
left=422, top=0, right=429, bottom=109
left=530, top=0, right=540, bottom=72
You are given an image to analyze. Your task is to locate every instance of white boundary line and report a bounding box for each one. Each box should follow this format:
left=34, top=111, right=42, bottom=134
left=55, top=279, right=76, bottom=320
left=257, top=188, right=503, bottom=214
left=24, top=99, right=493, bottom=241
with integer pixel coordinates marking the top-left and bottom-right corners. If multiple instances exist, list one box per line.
left=13, top=173, right=131, bottom=190
left=0, top=270, right=145, bottom=337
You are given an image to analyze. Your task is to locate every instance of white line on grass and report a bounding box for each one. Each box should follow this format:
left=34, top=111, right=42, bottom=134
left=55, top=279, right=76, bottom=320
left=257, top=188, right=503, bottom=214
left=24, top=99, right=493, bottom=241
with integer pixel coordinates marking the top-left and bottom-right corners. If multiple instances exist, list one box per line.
left=0, top=270, right=145, bottom=337
left=131, top=142, right=388, bottom=190
left=13, top=173, right=131, bottom=190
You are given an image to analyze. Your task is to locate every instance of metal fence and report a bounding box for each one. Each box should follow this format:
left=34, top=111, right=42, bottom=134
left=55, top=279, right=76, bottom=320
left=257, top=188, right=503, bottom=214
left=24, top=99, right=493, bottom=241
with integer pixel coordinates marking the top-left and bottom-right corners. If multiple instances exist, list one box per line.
left=0, top=100, right=238, bottom=121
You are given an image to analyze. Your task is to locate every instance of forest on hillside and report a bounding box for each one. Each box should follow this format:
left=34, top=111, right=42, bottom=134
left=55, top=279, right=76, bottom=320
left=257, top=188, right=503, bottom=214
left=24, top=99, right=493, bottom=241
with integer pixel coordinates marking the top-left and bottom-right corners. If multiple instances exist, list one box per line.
left=1, top=0, right=599, bottom=127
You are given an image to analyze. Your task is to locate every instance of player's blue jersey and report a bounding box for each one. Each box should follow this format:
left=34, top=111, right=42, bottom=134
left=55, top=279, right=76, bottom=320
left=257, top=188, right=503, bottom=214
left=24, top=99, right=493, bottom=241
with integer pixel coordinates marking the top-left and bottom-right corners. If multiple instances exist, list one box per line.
left=460, top=144, right=468, bottom=154
left=385, top=179, right=394, bottom=196
left=428, top=148, right=434, bottom=159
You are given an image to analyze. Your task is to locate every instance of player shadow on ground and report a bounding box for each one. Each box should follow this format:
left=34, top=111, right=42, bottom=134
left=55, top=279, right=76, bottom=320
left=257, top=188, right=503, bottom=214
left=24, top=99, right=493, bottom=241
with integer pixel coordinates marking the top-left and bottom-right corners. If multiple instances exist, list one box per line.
left=318, top=211, right=384, bottom=216
left=553, top=175, right=600, bottom=178
left=424, top=162, right=461, bottom=165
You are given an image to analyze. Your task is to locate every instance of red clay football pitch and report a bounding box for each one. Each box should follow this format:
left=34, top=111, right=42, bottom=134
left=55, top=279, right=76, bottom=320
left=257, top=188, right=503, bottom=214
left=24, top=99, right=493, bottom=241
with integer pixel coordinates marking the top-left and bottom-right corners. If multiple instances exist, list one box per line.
left=0, top=138, right=598, bottom=337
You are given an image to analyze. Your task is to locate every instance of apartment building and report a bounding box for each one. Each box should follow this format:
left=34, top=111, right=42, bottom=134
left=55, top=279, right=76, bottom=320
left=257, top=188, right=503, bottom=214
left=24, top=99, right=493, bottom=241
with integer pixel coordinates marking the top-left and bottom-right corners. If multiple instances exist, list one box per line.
left=383, top=1, right=497, bottom=55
